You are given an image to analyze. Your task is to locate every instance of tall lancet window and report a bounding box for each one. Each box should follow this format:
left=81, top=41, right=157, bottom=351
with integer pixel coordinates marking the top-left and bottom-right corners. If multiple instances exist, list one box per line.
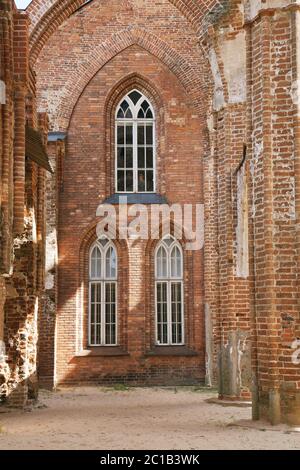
left=116, top=90, right=155, bottom=193
left=89, top=237, right=117, bottom=346
left=155, top=236, right=184, bottom=345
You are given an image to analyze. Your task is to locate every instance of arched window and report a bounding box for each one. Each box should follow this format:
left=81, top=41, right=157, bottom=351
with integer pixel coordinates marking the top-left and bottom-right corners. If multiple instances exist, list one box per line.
left=89, top=237, right=117, bottom=346
left=155, top=236, right=184, bottom=345
left=116, top=89, right=155, bottom=193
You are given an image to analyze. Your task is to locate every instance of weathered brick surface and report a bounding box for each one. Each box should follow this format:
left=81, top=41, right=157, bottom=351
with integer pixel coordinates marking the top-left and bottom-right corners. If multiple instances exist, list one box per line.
left=32, top=0, right=300, bottom=424
left=0, top=1, right=48, bottom=407
left=1, top=0, right=300, bottom=424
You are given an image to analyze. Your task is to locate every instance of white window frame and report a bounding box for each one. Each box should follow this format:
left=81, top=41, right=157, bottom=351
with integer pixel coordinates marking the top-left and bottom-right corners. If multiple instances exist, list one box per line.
left=88, top=238, right=118, bottom=346
left=115, top=89, right=156, bottom=194
left=155, top=236, right=184, bottom=346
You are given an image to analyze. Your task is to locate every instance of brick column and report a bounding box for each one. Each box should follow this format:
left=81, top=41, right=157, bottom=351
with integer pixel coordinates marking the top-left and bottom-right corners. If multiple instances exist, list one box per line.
left=247, top=4, right=300, bottom=425
left=13, top=11, right=29, bottom=234
left=38, top=139, right=63, bottom=389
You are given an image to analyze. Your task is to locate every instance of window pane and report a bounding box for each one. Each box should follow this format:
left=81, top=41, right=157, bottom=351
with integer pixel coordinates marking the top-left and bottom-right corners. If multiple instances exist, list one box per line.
left=117, top=109, right=124, bottom=119
left=146, top=148, right=153, bottom=169
left=117, top=147, right=125, bottom=168
left=128, top=90, right=142, bottom=105
left=146, top=171, right=154, bottom=192
left=105, top=246, right=117, bottom=279
left=138, top=109, right=145, bottom=119
left=171, top=246, right=182, bottom=278
left=126, top=147, right=133, bottom=168
left=126, top=170, right=134, bottom=192
left=138, top=125, right=144, bottom=145
left=146, top=125, right=153, bottom=145
left=141, top=100, right=149, bottom=112
left=117, top=125, right=124, bottom=144
left=146, top=109, right=153, bottom=119
left=156, top=246, right=167, bottom=278
left=91, top=246, right=101, bottom=278
left=120, top=100, right=129, bottom=112
left=138, top=147, right=145, bottom=169
left=125, top=108, right=133, bottom=119
left=117, top=171, right=125, bottom=192
left=90, top=282, right=101, bottom=345
left=138, top=171, right=146, bottom=192
left=126, top=125, right=133, bottom=145
left=105, top=282, right=116, bottom=345
left=171, top=283, right=183, bottom=344
left=99, top=237, right=109, bottom=248
left=157, top=282, right=168, bottom=345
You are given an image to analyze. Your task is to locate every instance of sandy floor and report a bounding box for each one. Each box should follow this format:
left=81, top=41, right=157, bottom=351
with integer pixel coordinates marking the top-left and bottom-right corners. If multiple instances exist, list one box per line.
left=0, top=386, right=299, bottom=450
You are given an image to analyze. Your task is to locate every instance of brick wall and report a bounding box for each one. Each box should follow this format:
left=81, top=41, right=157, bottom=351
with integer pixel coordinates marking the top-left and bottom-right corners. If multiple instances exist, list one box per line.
left=2, top=0, right=299, bottom=424
left=0, top=1, right=48, bottom=407
left=54, top=43, right=205, bottom=386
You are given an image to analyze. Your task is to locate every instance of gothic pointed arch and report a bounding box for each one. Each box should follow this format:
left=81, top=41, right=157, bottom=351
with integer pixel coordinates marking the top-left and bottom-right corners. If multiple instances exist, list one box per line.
left=77, top=222, right=129, bottom=353
left=27, top=0, right=226, bottom=63
left=50, top=29, right=206, bottom=131
left=103, top=73, right=165, bottom=197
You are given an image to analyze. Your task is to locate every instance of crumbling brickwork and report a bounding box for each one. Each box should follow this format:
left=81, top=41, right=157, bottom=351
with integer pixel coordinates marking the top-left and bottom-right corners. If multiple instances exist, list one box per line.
left=0, top=0, right=48, bottom=407
left=1, top=0, right=300, bottom=425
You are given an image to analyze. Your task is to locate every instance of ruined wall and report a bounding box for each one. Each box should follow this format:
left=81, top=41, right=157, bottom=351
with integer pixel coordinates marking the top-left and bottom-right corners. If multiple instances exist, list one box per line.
left=204, top=0, right=300, bottom=423
left=203, top=0, right=252, bottom=400
left=244, top=0, right=300, bottom=425
left=26, top=0, right=300, bottom=424
left=0, top=1, right=48, bottom=407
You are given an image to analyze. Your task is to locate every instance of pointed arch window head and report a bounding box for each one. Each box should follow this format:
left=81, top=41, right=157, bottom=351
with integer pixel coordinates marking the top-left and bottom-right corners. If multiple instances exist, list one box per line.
left=116, top=89, right=155, bottom=193
left=89, top=237, right=117, bottom=346
left=155, top=236, right=184, bottom=346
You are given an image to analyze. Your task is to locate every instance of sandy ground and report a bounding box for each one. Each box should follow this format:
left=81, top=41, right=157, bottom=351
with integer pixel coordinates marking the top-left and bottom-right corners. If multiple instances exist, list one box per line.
left=0, top=386, right=299, bottom=450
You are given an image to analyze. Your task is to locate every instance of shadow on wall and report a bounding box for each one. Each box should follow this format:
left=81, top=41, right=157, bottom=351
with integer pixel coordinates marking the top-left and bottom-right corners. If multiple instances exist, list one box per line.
left=0, top=207, right=41, bottom=407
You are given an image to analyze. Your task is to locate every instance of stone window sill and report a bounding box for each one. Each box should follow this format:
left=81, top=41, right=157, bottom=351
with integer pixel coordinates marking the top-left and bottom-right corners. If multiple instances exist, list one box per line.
left=145, top=346, right=198, bottom=357
left=102, top=193, right=168, bottom=205
left=75, top=347, right=129, bottom=357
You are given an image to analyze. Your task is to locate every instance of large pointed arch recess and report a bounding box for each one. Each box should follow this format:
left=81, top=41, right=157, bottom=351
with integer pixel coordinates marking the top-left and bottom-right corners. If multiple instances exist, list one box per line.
left=50, top=29, right=206, bottom=131
left=27, top=0, right=225, bottom=63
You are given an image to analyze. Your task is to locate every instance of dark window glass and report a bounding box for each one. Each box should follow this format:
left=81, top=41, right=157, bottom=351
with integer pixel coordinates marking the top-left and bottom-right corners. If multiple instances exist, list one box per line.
left=126, top=170, right=134, bottom=192
left=141, top=100, right=149, bottom=112
left=128, top=90, right=142, bottom=105
left=138, top=147, right=145, bottom=168
left=117, top=109, right=124, bottom=119
left=138, top=125, right=144, bottom=145
left=125, top=108, right=133, bottom=119
left=146, top=125, right=153, bottom=145
left=146, top=171, right=154, bottom=192
left=126, top=147, right=133, bottom=168
left=117, top=125, right=124, bottom=144
left=138, top=171, right=146, bottom=192
left=126, top=125, right=133, bottom=145
left=157, top=282, right=168, bottom=344
left=117, top=171, right=125, bottom=192
left=120, top=100, right=129, bottom=112
left=105, top=283, right=116, bottom=345
left=146, top=109, right=153, bottom=119
left=117, top=148, right=125, bottom=168
left=146, top=148, right=153, bottom=168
